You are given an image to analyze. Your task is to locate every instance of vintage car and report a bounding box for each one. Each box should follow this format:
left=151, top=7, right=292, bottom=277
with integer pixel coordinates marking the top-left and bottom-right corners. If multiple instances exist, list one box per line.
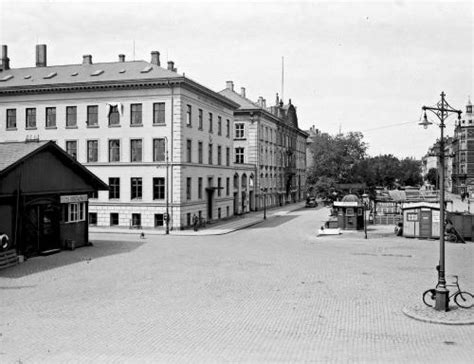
left=305, top=197, right=318, bottom=208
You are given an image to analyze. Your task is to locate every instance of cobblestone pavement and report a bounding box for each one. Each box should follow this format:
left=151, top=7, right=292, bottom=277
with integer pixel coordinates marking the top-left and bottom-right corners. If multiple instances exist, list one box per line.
left=1, top=206, right=474, bottom=363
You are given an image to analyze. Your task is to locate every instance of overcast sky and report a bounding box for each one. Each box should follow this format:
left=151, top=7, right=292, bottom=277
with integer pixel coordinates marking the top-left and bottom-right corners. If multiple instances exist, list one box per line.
left=1, top=0, right=472, bottom=158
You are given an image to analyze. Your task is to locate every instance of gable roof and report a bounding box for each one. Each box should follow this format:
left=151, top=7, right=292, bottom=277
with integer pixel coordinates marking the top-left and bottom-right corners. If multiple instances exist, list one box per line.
left=0, top=141, right=108, bottom=190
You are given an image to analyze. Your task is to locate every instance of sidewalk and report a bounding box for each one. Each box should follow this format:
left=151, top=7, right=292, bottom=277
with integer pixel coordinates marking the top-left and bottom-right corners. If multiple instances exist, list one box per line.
left=90, top=201, right=307, bottom=236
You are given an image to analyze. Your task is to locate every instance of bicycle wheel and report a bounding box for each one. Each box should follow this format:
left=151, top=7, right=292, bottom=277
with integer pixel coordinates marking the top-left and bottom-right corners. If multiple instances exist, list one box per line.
left=422, top=289, right=436, bottom=307
left=454, top=291, right=474, bottom=308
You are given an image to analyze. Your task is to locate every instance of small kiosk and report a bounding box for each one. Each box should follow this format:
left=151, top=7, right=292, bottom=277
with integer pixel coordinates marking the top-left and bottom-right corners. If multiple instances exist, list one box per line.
left=333, top=194, right=364, bottom=230
left=0, top=141, right=108, bottom=263
left=401, top=202, right=440, bottom=239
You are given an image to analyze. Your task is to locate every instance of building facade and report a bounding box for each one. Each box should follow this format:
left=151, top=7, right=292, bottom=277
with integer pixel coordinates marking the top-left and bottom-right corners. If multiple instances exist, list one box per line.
left=452, top=98, right=474, bottom=195
left=219, top=82, right=308, bottom=210
left=0, top=45, right=240, bottom=229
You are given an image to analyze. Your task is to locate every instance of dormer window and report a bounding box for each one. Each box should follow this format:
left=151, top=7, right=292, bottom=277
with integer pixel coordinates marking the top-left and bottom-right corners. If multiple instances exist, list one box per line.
left=467, top=105, right=472, bottom=113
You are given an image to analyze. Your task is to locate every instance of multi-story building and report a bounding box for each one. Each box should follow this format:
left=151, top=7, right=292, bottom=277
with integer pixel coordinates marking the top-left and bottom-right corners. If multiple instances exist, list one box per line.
left=452, top=98, right=474, bottom=195
left=305, top=125, right=319, bottom=169
left=0, top=44, right=240, bottom=229
left=219, top=82, right=307, bottom=209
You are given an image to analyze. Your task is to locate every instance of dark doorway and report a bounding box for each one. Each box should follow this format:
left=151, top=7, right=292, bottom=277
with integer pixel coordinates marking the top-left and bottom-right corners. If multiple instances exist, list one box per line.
left=207, top=190, right=214, bottom=220
left=22, top=202, right=60, bottom=256
left=233, top=192, right=238, bottom=215
left=420, top=211, right=432, bottom=238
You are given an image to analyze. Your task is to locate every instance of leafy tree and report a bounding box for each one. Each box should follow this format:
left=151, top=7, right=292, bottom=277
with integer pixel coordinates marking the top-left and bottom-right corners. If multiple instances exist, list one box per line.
left=424, top=168, right=438, bottom=187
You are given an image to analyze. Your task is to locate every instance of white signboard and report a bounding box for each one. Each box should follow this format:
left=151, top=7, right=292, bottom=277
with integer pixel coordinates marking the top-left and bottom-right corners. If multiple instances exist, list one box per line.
left=60, top=194, right=88, bottom=203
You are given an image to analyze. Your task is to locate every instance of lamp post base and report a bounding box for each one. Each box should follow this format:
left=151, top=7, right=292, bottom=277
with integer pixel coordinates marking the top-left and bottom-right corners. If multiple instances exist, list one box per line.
left=435, top=287, right=450, bottom=311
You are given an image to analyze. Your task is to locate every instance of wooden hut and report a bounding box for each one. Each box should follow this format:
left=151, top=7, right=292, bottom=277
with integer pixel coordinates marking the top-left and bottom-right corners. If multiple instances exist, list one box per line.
left=401, top=202, right=440, bottom=239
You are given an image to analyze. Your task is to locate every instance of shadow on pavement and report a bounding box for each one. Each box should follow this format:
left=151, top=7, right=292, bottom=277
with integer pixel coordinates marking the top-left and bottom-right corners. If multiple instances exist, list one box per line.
left=249, top=215, right=298, bottom=229
left=0, top=240, right=144, bottom=279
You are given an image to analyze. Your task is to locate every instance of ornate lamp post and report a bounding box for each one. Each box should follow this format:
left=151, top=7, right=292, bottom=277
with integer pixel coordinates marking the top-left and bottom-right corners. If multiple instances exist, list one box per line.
left=420, top=91, right=462, bottom=311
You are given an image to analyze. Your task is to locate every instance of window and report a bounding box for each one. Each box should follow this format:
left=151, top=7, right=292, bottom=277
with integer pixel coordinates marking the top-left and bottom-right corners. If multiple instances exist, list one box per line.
left=217, top=145, right=222, bottom=165
left=226, top=147, right=230, bottom=166
left=89, top=191, right=98, bottom=199
left=110, top=213, right=119, bottom=226
left=109, top=139, right=120, bottom=162
left=66, top=140, right=77, bottom=159
left=198, top=109, right=203, bottom=130
left=235, top=123, right=245, bottom=139
left=187, top=213, right=191, bottom=226
left=108, top=105, right=120, bottom=126
left=87, top=105, right=98, bottom=127
left=218, top=207, right=221, bottom=219
left=186, top=104, right=192, bottom=126
left=226, top=177, right=230, bottom=196
left=209, top=112, right=213, bottom=132
left=131, top=104, right=142, bottom=125
left=198, top=141, right=203, bottom=164
left=87, top=140, right=98, bottom=162
left=153, top=138, right=166, bottom=162
left=66, top=106, right=77, bottom=127
left=153, top=177, right=165, bottom=200
left=88, top=213, right=97, bottom=226
left=26, top=108, right=36, bottom=129
left=65, top=202, right=86, bottom=223
left=226, top=119, right=230, bottom=137
left=130, top=139, right=143, bottom=162
left=109, top=178, right=120, bottom=199
left=131, top=178, right=142, bottom=199
left=226, top=206, right=229, bottom=217
left=6, top=109, right=16, bottom=129
left=467, top=105, right=473, bottom=113
left=186, top=139, right=192, bottom=163
left=218, top=116, right=222, bottom=135
left=154, top=214, right=164, bottom=227
left=198, top=177, right=203, bottom=199
left=218, top=178, right=222, bottom=197
left=45, top=107, right=56, bottom=128
left=186, top=177, right=192, bottom=200
left=208, top=144, right=213, bottom=164
left=153, top=102, right=165, bottom=124
left=132, top=213, right=141, bottom=228
left=235, top=147, right=244, bottom=164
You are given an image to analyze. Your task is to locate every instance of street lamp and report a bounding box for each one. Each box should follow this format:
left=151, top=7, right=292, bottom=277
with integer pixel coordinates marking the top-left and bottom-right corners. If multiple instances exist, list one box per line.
left=420, top=91, right=462, bottom=311
left=261, top=187, right=268, bottom=219
left=362, top=193, right=369, bottom=239
left=162, top=137, right=170, bottom=235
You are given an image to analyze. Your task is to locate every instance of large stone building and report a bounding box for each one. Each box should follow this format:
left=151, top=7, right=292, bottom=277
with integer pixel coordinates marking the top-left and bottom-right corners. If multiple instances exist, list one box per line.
left=452, top=98, right=474, bottom=195
left=0, top=44, right=242, bottom=229
left=219, top=82, right=308, bottom=209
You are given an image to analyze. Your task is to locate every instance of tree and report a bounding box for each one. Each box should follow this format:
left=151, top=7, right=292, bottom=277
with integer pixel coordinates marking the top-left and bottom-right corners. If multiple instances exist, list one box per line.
left=425, top=168, right=438, bottom=187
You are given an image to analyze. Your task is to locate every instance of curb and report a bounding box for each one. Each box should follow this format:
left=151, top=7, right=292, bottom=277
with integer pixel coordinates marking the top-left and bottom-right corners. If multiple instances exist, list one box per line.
left=402, top=304, right=474, bottom=325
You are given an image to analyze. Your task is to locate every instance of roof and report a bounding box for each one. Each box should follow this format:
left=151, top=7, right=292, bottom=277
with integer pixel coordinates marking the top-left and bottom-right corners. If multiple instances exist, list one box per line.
left=0, top=140, right=108, bottom=190
left=401, top=202, right=440, bottom=210
left=218, top=88, right=261, bottom=110
left=0, top=60, right=179, bottom=88
left=0, top=140, right=49, bottom=171
left=341, top=194, right=361, bottom=203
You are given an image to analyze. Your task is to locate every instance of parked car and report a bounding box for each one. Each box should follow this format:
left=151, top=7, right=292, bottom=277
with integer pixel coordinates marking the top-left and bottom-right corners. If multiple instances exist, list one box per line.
left=305, top=197, right=318, bottom=208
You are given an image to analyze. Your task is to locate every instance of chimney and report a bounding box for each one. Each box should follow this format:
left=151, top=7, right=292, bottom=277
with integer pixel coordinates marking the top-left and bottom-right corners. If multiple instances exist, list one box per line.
left=226, top=81, right=234, bottom=91
left=82, top=54, right=93, bottom=65
left=240, top=87, right=246, bottom=98
left=118, top=54, right=125, bottom=62
left=167, top=61, right=174, bottom=71
left=258, top=96, right=264, bottom=107
left=262, top=98, right=266, bottom=108
left=36, top=44, right=47, bottom=67
left=150, top=51, right=160, bottom=66
left=0, top=45, right=10, bottom=71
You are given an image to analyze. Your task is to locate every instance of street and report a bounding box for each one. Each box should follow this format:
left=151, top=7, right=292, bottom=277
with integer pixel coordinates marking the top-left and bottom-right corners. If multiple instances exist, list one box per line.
left=1, top=206, right=474, bottom=363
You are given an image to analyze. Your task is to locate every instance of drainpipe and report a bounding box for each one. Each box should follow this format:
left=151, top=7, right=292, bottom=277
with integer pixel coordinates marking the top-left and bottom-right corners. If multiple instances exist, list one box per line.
left=168, top=80, right=174, bottom=230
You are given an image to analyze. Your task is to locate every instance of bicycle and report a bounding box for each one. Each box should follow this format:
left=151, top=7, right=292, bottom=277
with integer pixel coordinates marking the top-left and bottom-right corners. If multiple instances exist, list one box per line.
left=422, top=270, right=474, bottom=309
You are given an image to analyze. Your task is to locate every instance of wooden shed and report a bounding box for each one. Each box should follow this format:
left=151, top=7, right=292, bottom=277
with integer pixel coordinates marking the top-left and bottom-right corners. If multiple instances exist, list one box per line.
left=0, top=141, right=107, bottom=263
left=401, top=202, right=440, bottom=239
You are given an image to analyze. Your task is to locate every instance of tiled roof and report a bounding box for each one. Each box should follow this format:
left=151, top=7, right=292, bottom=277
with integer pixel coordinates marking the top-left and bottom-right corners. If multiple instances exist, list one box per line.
left=0, top=61, right=180, bottom=88
left=0, top=141, right=49, bottom=172
left=218, top=88, right=261, bottom=110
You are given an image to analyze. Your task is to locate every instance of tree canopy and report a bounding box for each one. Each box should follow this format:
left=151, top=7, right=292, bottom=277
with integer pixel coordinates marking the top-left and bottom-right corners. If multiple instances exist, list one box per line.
left=307, top=131, right=422, bottom=198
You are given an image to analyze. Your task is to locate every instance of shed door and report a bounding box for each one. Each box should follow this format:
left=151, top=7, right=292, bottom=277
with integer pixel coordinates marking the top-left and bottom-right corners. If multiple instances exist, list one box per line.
left=419, top=211, right=432, bottom=238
